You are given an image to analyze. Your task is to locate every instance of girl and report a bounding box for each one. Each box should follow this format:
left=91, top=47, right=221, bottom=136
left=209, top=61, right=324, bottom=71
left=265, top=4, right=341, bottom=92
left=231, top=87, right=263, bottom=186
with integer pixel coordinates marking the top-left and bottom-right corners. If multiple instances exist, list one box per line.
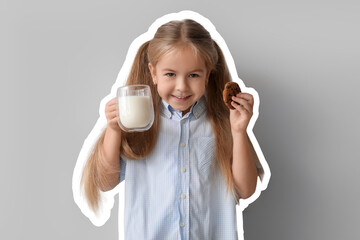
left=79, top=18, right=265, bottom=239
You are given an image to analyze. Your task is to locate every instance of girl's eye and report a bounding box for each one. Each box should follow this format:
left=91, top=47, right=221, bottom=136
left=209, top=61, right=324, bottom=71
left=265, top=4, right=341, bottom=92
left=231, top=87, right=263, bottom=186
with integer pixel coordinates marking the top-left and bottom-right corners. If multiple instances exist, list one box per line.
left=165, top=73, right=176, bottom=77
left=189, top=73, right=199, bottom=78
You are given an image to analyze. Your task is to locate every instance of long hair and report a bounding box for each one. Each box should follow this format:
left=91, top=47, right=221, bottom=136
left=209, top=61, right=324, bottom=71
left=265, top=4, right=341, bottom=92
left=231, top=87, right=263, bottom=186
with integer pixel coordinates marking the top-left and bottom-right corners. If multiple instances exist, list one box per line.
left=81, top=19, right=241, bottom=212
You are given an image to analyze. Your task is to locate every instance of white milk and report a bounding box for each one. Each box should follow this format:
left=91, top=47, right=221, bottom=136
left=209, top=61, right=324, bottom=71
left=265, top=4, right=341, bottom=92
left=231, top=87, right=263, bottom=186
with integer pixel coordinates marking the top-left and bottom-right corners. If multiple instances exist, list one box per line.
left=118, top=95, right=152, bottom=129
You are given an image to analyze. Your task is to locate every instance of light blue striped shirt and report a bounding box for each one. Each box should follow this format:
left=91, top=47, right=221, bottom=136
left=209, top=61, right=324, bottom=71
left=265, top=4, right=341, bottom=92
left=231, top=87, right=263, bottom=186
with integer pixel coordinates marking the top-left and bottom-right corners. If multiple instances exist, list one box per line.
left=119, top=95, right=239, bottom=239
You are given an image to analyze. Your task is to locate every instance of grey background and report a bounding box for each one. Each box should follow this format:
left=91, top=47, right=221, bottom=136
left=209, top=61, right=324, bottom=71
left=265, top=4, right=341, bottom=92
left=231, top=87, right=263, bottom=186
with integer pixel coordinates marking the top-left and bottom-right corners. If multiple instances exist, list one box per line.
left=1, top=0, right=359, bottom=239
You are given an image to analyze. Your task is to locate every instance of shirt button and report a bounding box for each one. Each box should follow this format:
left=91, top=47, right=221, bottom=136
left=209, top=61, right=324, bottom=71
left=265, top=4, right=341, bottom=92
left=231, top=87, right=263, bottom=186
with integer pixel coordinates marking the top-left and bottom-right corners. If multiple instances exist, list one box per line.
left=180, top=222, right=185, bottom=227
left=181, top=119, right=186, bottom=124
left=181, top=167, right=186, bottom=173
left=181, top=194, right=186, bottom=199
left=167, top=112, right=171, bottom=117
left=180, top=142, right=185, bottom=147
left=194, top=111, right=199, bottom=117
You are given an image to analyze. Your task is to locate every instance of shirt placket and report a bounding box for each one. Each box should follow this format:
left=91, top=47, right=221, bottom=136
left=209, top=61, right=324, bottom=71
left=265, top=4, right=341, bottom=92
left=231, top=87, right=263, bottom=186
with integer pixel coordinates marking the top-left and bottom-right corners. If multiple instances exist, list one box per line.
left=178, top=116, right=190, bottom=240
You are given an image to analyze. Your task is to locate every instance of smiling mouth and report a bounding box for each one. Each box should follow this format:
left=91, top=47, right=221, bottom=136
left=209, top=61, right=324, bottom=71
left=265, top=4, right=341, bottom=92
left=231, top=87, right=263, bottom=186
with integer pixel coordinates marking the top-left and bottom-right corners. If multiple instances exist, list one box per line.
left=172, top=95, right=191, bottom=101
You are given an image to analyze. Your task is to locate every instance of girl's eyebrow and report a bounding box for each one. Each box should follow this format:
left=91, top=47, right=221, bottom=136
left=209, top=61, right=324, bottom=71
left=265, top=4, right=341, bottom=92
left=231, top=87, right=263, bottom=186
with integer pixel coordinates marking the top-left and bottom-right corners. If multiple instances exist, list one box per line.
left=189, top=69, right=205, bottom=73
left=161, top=68, right=205, bottom=73
left=161, top=68, right=176, bottom=72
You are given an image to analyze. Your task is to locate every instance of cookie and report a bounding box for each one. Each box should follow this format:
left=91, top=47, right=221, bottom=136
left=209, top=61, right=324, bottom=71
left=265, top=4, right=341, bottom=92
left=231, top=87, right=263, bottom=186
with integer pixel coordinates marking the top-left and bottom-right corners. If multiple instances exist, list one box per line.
left=223, top=82, right=241, bottom=110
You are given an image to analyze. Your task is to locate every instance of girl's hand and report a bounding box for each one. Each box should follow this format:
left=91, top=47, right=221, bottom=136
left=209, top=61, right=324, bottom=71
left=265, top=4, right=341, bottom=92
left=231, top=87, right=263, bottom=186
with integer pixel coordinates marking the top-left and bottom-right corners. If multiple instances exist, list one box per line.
left=229, top=93, right=254, bottom=135
left=105, top=98, right=122, bottom=133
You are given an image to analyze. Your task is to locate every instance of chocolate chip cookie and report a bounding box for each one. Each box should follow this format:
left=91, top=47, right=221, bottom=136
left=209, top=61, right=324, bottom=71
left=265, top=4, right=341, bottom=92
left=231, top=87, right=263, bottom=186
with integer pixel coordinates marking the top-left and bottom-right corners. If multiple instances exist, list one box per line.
left=223, top=82, right=241, bottom=110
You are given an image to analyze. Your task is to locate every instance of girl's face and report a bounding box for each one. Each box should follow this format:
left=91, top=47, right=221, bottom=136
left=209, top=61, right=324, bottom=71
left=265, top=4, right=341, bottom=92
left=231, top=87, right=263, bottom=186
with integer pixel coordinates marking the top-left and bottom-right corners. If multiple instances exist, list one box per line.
left=148, top=46, right=209, bottom=115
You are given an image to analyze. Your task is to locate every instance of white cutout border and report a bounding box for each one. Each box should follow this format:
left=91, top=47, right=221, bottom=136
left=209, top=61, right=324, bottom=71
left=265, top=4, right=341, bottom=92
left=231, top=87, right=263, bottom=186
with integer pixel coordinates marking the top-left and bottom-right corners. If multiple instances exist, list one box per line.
left=72, top=10, right=271, bottom=240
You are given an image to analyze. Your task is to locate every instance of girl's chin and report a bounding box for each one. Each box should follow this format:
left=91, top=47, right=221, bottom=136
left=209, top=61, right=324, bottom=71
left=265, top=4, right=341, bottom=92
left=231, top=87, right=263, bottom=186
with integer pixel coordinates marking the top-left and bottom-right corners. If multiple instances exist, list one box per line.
left=172, top=105, right=190, bottom=112
left=170, top=101, right=192, bottom=112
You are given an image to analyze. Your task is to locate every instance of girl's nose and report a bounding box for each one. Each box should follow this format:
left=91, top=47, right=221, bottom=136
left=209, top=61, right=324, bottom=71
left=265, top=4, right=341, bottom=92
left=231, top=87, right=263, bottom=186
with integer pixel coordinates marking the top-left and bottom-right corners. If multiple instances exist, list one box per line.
left=175, top=76, right=189, bottom=91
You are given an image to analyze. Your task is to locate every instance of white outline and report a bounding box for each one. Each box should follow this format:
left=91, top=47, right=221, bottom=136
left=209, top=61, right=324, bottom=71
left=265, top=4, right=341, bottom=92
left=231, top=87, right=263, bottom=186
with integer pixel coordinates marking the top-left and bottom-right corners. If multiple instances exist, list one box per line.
left=72, top=10, right=271, bottom=240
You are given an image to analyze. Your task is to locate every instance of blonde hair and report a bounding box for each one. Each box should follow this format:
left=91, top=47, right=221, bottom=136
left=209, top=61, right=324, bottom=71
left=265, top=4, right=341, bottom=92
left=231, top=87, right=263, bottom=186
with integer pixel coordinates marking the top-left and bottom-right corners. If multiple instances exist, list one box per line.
left=81, top=19, right=242, bottom=213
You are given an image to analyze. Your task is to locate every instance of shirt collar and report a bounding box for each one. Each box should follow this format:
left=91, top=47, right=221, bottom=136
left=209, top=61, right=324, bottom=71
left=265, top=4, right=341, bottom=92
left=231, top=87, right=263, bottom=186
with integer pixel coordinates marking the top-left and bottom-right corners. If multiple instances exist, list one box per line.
left=161, top=95, right=206, bottom=120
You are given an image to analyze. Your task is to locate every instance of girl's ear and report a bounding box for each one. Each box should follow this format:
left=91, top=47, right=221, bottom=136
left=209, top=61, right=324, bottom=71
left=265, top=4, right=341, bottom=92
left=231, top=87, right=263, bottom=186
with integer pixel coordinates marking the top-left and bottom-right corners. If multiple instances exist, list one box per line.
left=148, top=63, right=157, bottom=85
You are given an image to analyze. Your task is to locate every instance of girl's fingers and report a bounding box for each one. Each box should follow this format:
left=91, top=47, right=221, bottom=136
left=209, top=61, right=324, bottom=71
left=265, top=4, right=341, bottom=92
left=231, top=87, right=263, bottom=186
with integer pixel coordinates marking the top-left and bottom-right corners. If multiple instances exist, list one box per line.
left=109, top=110, right=118, bottom=119
left=106, top=109, right=118, bottom=120
left=236, top=93, right=254, bottom=105
left=231, top=101, right=253, bottom=121
left=110, top=117, right=120, bottom=125
left=106, top=98, right=117, bottom=107
left=231, top=101, right=248, bottom=114
left=231, top=96, right=253, bottom=114
left=105, top=102, right=118, bottom=114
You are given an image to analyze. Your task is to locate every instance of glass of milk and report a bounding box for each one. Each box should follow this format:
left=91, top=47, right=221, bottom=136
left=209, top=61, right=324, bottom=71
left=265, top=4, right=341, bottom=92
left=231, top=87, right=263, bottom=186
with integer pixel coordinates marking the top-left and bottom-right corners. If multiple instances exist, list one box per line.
left=116, top=85, right=154, bottom=132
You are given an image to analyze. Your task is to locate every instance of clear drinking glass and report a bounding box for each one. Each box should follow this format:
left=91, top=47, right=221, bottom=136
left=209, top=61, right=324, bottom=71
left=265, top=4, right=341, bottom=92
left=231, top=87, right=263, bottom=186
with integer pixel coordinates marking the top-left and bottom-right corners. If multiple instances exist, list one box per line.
left=116, top=85, right=154, bottom=132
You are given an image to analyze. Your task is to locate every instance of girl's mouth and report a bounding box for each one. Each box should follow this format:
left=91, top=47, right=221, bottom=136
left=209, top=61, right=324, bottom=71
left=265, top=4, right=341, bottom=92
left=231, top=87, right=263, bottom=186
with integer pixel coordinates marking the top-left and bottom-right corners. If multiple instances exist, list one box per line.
left=172, top=95, right=191, bottom=101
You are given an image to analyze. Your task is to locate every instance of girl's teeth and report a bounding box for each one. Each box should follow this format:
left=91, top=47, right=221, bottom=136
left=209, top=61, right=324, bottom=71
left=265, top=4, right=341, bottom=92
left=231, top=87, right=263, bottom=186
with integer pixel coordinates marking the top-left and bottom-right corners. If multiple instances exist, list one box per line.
left=173, top=95, right=190, bottom=100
